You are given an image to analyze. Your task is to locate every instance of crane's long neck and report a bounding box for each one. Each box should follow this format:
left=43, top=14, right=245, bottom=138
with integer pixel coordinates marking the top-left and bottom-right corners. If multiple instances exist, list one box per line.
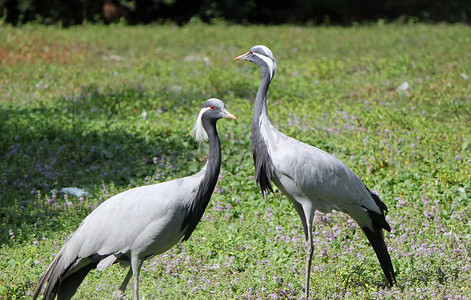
left=252, top=69, right=272, bottom=126
left=202, top=119, right=222, bottom=190
left=251, top=68, right=275, bottom=195
left=181, top=118, right=221, bottom=241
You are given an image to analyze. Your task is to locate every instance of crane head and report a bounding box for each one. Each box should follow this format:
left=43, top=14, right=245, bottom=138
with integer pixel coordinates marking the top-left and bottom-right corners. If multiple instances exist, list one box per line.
left=191, top=98, right=236, bottom=143
left=235, top=45, right=277, bottom=80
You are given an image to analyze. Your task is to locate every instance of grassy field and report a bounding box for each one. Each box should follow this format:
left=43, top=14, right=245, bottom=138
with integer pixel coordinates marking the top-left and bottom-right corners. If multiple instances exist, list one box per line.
left=1, top=21, right=470, bottom=299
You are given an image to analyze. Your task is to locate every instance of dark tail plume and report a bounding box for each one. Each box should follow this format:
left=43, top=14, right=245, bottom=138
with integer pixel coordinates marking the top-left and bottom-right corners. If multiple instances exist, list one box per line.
left=33, top=253, right=94, bottom=300
left=361, top=226, right=396, bottom=286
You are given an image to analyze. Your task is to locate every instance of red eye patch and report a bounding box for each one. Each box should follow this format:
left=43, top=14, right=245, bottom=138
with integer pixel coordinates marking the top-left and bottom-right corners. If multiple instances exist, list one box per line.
left=250, top=51, right=254, bottom=55
left=210, top=105, right=215, bottom=110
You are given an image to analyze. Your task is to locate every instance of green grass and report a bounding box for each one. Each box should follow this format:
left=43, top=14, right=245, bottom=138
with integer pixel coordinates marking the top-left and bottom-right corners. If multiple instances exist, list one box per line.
left=1, top=22, right=470, bottom=299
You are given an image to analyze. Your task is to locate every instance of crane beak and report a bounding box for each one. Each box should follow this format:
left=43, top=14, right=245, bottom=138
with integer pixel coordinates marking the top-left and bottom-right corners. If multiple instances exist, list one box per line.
left=234, top=52, right=249, bottom=61
left=223, top=110, right=237, bottom=120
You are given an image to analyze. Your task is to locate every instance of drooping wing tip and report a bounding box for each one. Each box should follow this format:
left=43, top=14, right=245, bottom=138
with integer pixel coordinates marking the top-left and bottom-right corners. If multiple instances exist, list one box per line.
left=361, top=226, right=396, bottom=286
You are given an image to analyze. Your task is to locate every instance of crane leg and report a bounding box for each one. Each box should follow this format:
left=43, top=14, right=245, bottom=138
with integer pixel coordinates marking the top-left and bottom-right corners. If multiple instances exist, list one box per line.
left=300, top=202, right=315, bottom=300
left=287, top=192, right=315, bottom=299
left=290, top=199, right=308, bottom=240
left=304, top=225, right=314, bottom=300
left=131, top=258, right=143, bottom=300
left=117, top=268, right=132, bottom=299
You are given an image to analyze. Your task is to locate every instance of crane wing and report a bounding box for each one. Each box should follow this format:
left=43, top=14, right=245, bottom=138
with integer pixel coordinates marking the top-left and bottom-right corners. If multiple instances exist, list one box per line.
left=271, top=137, right=384, bottom=228
left=55, top=178, right=196, bottom=276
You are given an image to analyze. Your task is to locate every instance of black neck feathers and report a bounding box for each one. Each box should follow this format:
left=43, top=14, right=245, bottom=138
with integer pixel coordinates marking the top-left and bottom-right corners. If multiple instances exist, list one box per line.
left=251, top=70, right=275, bottom=195
left=181, top=117, right=221, bottom=241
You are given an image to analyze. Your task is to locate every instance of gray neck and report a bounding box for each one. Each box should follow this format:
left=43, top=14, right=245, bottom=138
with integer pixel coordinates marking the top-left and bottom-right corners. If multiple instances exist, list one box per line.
left=181, top=117, right=221, bottom=241
left=252, top=70, right=271, bottom=125
left=251, top=68, right=275, bottom=195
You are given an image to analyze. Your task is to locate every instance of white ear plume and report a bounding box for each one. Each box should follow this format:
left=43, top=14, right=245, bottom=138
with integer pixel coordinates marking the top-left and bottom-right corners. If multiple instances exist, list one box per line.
left=191, top=107, right=211, bottom=143
left=254, top=52, right=277, bottom=79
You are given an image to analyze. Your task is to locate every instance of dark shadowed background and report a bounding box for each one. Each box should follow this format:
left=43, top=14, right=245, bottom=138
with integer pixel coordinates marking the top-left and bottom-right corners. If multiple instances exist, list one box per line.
left=1, top=0, right=470, bottom=26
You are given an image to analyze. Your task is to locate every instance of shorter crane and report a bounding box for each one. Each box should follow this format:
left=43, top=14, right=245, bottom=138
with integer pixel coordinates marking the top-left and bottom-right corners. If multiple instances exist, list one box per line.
left=33, top=98, right=236, bottom=300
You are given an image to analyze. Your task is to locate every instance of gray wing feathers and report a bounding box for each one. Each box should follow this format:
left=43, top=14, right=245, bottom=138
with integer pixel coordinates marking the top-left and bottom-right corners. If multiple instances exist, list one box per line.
left=33, top=239, right=96, bottom=299
left=273, top=137, right=395, bottom=284
left=33, top=252, right=63, bottom=299
left=97, top=255, right=118, bottom=271
left=75, top=181, right=189, bottom=256
left=34, top=179, right=196, bottom=299
left=273, top=140, right=385, bottom=228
